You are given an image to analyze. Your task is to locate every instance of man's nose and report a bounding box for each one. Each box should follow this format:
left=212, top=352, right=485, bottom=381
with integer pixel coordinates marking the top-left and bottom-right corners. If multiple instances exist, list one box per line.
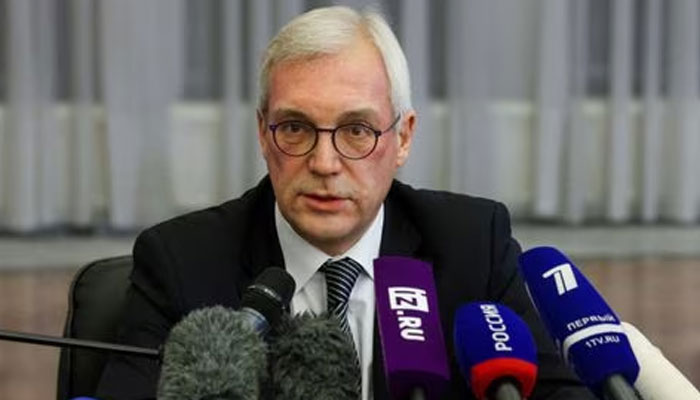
left=308, top=132, right=342, bottom=175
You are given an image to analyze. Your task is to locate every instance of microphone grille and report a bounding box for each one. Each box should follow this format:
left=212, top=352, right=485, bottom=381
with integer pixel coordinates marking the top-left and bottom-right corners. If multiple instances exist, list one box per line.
left=241, top=267, right=296, bottom=327
left=158, top=306, right=268, bottom=400
left=270, top=313, right=361, bottom=400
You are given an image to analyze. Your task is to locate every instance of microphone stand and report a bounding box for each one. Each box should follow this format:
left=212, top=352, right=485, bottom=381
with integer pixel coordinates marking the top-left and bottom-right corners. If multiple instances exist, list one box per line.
left=488, top=378, right=523, bottom=400
left=0, top=328, right=160, bottom=359
left=409, top=388, right=426, bottom=400
left=602, top=374, right=643, bottom=400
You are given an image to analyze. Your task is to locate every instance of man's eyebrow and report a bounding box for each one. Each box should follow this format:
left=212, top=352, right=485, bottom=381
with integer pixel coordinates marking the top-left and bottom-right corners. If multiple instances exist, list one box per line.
left=339, top=109, right=378, bottom=119
left=270, top=108, right=382, bottom=124
left=270, top=108, right=311, bottom=121
left=337, top=109, right=381, bottom=123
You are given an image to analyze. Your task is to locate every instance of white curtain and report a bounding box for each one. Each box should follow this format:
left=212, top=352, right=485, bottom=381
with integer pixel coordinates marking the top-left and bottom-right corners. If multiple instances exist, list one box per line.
left=3, top=0, right=58, bottom=231
left=100, top=0, right=183, bottom=229
left=1, top=0, right=699, bottom=232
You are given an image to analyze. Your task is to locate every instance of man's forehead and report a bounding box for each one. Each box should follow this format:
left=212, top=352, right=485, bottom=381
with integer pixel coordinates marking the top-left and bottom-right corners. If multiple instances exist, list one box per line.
left=263, top=37, right=393, bottom=121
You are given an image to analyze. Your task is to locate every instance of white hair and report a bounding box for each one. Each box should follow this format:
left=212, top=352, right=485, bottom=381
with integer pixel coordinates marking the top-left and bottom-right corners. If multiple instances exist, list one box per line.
left=257, top=6, right=412, bottom=117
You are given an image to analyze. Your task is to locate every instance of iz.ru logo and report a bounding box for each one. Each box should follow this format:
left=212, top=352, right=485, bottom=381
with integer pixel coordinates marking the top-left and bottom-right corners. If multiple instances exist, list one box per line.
left=388, top=287, right=429, bottom=341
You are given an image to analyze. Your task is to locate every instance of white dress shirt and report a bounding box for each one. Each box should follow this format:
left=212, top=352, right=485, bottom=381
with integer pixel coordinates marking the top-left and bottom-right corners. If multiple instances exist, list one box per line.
left=275, top=203, right=383, bottom=400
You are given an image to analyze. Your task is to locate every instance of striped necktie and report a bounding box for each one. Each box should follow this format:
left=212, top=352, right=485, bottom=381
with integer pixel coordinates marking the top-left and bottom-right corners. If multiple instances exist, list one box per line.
left=321, top=257, right=364, bottom=397
left=321, top=257, right=363, bottom=336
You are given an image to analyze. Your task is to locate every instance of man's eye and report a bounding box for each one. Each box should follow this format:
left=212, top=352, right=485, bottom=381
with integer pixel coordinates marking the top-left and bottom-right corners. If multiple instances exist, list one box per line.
left=344, top=124, right=372, bottom=137
left=280, top=122, right=307, bottom=134
left=350, top=126, right=364, bottom=136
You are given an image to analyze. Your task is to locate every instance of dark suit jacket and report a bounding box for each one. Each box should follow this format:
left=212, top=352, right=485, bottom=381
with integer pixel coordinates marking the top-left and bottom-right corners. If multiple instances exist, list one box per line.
left=97, top=176, right=595, bottom=399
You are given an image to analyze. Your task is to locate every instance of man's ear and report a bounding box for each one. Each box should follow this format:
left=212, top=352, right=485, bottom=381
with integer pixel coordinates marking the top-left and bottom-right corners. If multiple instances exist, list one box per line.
left=396, top=110, right=416, bottom=167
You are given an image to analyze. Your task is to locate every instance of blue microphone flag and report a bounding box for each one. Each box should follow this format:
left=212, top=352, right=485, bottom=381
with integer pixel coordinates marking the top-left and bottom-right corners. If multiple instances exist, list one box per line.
left=453, top=302, right=538, bottom=399
left=518, top=246, right=639, bottom=391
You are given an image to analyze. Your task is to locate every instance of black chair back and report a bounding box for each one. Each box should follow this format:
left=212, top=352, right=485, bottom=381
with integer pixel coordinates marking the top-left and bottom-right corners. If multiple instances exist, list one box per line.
left=56, top=255, right=133, bottom=400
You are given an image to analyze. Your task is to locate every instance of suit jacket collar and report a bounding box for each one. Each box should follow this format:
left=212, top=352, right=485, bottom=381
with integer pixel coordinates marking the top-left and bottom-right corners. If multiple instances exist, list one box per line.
left=380, top=181, right=422, bottom=257
left=243, top=176, right=285, bottom=281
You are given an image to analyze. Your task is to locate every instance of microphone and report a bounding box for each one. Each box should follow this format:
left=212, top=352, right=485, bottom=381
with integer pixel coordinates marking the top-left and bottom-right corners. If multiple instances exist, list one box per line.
left=157, top=267, right=296, bottom=400
left=268, top=312, right=362, bottom=400
left=374, top=256, right=450, bottom=400
left=622, top=321, right=700, bottom=400
left=519, top=246, right=641, bottom=400
left=453, top=302, right=538, bottom=400
left=156, top=306, right=268, bottom=400
left=238, top=266, right=296, bottom=337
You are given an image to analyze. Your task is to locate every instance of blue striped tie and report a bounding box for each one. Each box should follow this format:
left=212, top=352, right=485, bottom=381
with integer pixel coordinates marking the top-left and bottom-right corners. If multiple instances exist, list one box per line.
left=321, top=257, right=364, bottom=396
left=321, top=257, right=363, bottom=336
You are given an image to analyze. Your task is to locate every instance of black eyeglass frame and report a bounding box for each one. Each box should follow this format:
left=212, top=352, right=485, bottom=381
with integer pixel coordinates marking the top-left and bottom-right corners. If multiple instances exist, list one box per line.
left=267, top=113, right=402, bottom=160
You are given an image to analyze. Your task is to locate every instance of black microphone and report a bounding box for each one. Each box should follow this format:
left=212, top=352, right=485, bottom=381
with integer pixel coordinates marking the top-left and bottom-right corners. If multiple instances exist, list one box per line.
left=157, top=267, right=296, bottom=400
left=268, top=312, right=361, bottom=400
left=238, top=266, right=296, bottom=337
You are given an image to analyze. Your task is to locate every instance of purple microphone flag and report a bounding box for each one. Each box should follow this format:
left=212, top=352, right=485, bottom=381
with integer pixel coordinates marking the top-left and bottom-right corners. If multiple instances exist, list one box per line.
left=374, top=256, right=450, bottom=399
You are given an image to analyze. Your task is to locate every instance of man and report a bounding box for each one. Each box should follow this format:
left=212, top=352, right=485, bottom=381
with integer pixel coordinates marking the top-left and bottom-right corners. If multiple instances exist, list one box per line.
left=97, top=6, right=596, bottom=399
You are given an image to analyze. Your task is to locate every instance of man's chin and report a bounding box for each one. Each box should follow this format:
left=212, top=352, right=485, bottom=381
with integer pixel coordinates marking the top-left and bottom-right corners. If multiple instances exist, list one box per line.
left=297, top=220, right=354, bottom=241
left=290, top=215, right=359, bottom=253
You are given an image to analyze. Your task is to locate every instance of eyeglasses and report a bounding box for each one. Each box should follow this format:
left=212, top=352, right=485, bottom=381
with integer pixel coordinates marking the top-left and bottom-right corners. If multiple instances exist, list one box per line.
left=268, top=114, right=401, bottom=160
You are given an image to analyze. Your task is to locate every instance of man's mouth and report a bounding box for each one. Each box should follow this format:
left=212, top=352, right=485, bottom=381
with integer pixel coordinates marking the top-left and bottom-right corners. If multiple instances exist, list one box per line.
left=306, top=193, right=342, bottom=201
left=301, top=193, right=348, bottom=211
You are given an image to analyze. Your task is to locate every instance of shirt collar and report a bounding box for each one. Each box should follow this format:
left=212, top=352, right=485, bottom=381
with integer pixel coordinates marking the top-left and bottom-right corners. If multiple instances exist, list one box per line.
left=275, top=203, right=384, bottom=295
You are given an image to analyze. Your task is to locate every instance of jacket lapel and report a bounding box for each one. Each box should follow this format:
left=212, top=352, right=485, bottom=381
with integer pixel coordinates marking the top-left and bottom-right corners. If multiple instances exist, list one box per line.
left=241, top=176, right=286, bottom=288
